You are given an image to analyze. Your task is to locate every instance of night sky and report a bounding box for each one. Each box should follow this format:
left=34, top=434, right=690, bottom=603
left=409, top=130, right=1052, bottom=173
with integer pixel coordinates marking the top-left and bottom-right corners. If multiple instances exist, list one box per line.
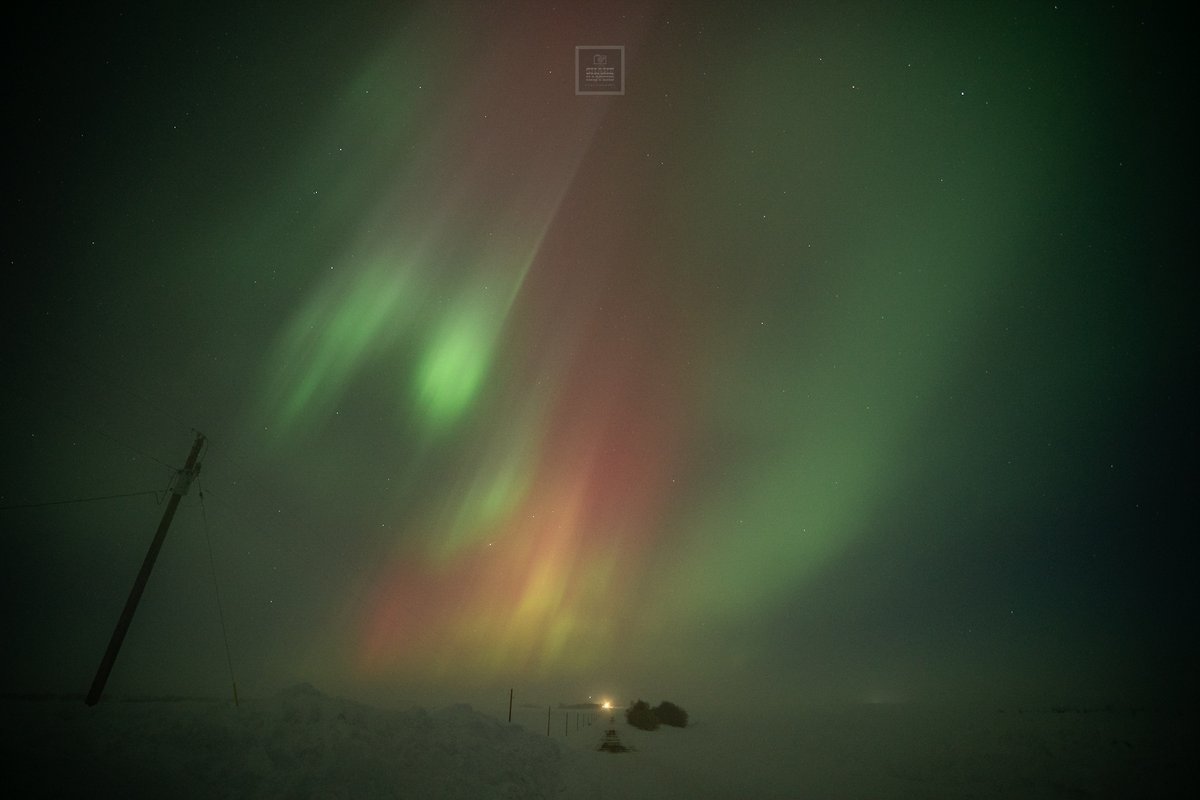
left=4, top=1, right=1191, bottom=712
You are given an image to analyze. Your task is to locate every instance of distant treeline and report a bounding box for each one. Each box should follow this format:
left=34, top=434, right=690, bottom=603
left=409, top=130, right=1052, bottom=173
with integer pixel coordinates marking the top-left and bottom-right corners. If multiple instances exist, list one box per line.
left=625, top=700, right=688, bottom=730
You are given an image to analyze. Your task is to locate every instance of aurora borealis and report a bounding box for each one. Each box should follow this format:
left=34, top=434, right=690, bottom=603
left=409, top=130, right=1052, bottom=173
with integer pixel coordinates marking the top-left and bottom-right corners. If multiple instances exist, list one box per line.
left=4, top=1, right=1190, bottom=711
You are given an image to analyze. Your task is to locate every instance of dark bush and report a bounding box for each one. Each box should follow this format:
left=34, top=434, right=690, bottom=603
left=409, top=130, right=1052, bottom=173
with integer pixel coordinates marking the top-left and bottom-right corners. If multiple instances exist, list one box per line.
left=653, top=700, right=688, bottom=728
left=625, top=699, right=659, bottom=731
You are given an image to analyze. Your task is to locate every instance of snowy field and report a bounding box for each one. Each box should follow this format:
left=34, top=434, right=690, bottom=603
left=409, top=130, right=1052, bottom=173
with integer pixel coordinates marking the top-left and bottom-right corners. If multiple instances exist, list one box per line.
left=2, top=685, right=1185, bottom=799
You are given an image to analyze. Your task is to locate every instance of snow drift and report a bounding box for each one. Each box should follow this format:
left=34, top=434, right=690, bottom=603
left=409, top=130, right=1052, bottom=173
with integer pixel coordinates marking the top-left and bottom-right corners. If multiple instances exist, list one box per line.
left=3, top=685, right=1186, bottom=799
left=4, top=684, right=560, bottom=799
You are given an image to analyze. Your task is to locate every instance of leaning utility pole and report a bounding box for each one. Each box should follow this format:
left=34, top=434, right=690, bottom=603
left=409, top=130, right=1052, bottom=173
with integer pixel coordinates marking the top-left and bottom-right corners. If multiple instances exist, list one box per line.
left=85, top=432, right=206, bottom=706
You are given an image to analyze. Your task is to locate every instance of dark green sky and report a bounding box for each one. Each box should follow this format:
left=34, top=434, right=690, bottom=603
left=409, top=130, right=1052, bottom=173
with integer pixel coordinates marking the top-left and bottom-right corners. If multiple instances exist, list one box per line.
left=3, top=1, right=1191, bottom=710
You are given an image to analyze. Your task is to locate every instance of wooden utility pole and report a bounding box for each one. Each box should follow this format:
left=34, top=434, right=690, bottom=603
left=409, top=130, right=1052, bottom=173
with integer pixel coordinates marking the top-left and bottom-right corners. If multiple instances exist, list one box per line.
left=508, top=688, right=513, bottom=722
left=85, top=432, right=206, bottom=706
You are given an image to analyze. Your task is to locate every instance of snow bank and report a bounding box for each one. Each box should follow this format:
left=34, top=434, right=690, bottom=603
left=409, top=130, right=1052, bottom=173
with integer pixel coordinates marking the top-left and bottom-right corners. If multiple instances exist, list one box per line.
left=553, top=703, right=1187, bottom=799
left=3, top=689, right=1185, bottom=799
left=3, top=684, right=560, bottom=799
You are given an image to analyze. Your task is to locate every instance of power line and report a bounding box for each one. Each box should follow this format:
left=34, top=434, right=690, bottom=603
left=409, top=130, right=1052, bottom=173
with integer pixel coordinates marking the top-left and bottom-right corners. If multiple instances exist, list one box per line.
left=198, top=479, right=239, bottom=707
left=0, top=489, right=165, bottom=512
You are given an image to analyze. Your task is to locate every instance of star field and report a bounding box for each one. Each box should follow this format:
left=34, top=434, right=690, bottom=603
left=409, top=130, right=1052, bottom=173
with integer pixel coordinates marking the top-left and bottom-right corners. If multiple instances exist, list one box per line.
left=2, top=1, right=1190, bottom=710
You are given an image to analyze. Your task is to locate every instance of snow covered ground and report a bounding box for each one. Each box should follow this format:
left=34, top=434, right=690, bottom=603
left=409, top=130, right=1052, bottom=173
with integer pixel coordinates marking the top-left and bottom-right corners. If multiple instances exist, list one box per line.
left=4, top=685, right=560, bottom=800
left=2, top=686, right=1185, bottom=798
left=548, top=703, right=1186, bottom=799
